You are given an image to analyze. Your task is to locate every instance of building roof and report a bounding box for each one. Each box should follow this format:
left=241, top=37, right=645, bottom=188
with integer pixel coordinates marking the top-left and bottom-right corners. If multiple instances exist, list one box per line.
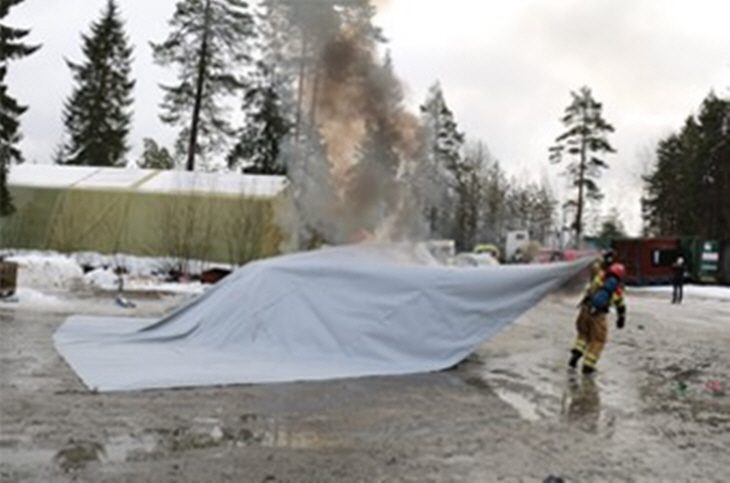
left=8, top=164, right=287, bottom=197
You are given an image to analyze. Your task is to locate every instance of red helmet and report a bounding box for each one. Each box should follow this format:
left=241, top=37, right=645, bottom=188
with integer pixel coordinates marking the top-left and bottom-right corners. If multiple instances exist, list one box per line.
left=607, top=263, right=626, bottom=279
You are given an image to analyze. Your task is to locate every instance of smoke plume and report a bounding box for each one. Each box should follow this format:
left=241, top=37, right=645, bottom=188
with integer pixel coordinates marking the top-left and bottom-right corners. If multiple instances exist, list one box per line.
left=282, top=0, right=426, bottom=247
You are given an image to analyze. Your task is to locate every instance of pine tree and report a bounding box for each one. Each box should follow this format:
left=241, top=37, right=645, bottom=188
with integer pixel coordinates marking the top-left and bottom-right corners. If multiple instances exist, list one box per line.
left=60, top=0, right=134, bottom=167
left=0, top=0, right=40, bottom=216
left=505, top=179, right=537, bottom=235
left=152, top=0, right=255, bottom=171
left=508, top=181, right=557, bottom=244
left=643, top=130, right=692, bottom=236
left=419, top=82, right=464, bottom=240
left=137, top=138, right=175, bottom=170
left=456, top=141, right=489, bottom=251
left=227, top=61, right=290, bottom=175
left=549, top=86, right=615, bottom=247
left=478, top=159, right=509, bottom=244
left=642, top=93, right=730, bottom=239
left=693, top=93, right=730, bottom=239
left=597, top=208, right=626, bottom=239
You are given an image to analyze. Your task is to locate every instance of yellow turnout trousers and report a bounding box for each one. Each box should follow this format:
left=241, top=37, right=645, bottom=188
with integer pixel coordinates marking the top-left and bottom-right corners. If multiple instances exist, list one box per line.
left=573, top=304, right=608, bottom=371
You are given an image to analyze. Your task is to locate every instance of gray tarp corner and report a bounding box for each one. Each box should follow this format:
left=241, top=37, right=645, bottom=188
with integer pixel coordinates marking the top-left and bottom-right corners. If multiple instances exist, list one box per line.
left=54, top=243, right=593, bottom=391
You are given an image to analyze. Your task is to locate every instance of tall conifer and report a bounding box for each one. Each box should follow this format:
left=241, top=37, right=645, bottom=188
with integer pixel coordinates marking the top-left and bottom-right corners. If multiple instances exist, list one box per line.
left=0, top=0, right=40, bottom=215
left=152, top=0, right=255, bottom=171
left=61, top=0, right=134, bottom=167
left=642, top=93, right=730, bottom=239
left=549, top=86, right=615, bottom=247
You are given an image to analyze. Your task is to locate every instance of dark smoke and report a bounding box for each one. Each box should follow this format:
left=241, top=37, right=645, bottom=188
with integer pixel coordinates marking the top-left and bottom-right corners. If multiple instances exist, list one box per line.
left=284, top=0, right=425, bottom=246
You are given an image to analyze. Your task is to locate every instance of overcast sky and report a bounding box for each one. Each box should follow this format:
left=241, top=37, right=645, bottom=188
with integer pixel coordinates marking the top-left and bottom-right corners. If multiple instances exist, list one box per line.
left=6, top=0, right=730, bottom=235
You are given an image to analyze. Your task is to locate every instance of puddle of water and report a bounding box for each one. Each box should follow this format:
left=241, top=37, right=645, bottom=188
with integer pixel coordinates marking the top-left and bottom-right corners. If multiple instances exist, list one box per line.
left=473, top=343, right=644, bottom=428
left=104, top=433, right=159, bottom=461
left=473, top=351, right=565, bottom=422
left=493, top=388, right=541, bottom=422
left=1, top=415, right=344, bottom=472
left=53, top=440, right=105, bottom=472
left=0, top=447, right=56, bottom=467
left=235, top=414, right=326, bottom=449
left=257, top=425, right=323, bottom=448
left=0, top=434, right=160, bottom=470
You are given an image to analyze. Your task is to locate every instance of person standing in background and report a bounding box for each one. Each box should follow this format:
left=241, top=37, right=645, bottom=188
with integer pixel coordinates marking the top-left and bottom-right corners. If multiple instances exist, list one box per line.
left=672, top=256, right=686, bottom=304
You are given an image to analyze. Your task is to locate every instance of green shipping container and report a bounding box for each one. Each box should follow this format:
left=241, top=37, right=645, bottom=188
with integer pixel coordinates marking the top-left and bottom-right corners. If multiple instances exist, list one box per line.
left=698, top=240, right=720, bottom=283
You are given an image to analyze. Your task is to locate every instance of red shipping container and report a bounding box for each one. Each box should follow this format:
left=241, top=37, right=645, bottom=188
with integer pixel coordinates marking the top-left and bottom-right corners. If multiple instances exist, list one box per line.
left=612, top=238, right=679, bottom=285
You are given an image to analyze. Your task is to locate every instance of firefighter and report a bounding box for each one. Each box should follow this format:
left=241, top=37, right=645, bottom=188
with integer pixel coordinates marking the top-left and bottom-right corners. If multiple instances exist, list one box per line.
left=569, top=258, right=627, bottom=376
left=582, top=249, right=616, bottom=305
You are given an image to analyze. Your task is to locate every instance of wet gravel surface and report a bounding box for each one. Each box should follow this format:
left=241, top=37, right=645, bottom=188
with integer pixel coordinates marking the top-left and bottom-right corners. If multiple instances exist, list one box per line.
left=1, top=288, right=729, bottom=482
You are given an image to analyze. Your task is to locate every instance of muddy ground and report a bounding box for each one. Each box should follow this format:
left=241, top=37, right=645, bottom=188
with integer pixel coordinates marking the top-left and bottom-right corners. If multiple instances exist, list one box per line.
left=1, top=287, right=729, bottom=482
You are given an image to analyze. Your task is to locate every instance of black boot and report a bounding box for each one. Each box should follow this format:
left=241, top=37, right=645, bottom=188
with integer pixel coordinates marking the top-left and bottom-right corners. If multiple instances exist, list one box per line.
left=568, top=349, right=582, bottom=369
left=582, top=365, right=596, bottom=377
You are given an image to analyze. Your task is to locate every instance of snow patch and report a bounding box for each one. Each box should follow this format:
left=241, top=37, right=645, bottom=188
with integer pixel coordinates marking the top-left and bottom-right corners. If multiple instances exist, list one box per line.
left=630, top=284, right=730, bottom=301
left=3, top=252, right=207, bottom=297
left=7, top=254, right=84, bottom=291
left=1, top=287, right=74, bottom=310
left=83, top=268, right=122, bottom=291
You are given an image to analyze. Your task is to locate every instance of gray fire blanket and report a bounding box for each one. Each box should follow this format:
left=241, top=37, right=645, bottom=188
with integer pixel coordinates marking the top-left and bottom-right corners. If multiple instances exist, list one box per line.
left=54, top=244, right=592, bottom=391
